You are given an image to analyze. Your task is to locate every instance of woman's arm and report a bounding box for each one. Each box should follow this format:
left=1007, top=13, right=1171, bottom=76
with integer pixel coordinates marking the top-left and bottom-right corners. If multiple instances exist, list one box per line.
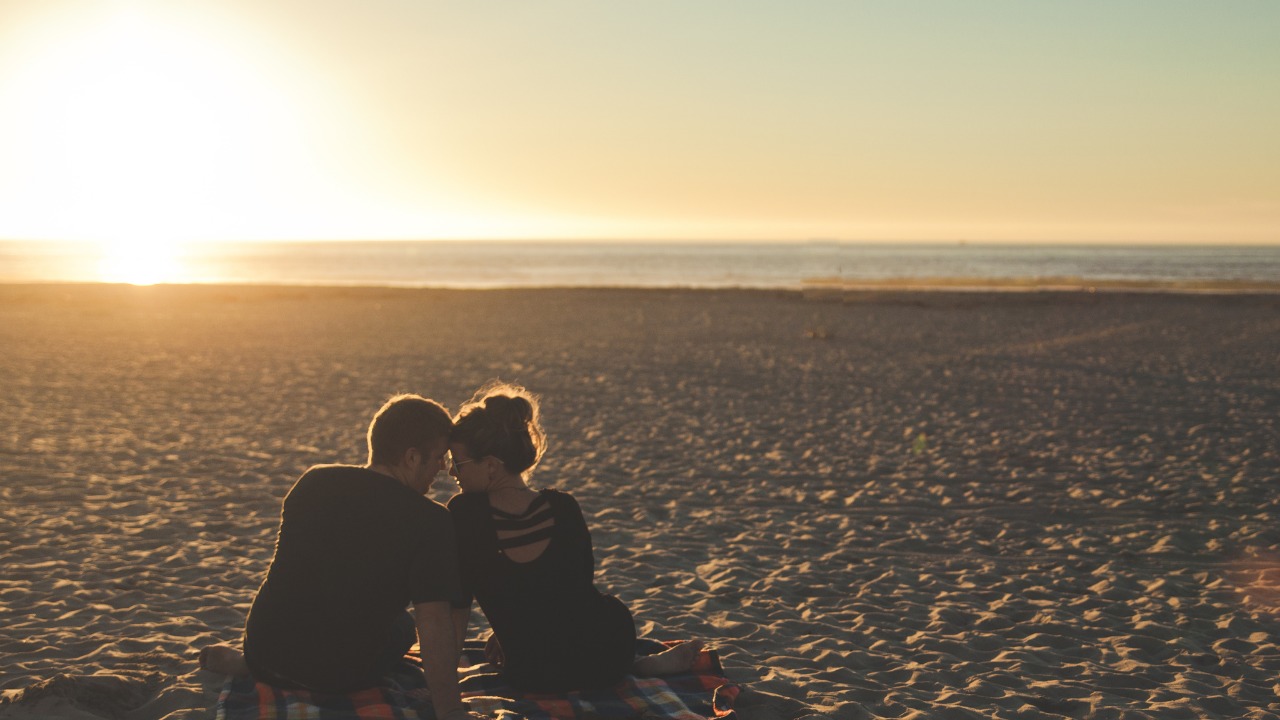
left=559, top=493, right=596, bottom=580
left=446, top=496, right=478, bottom=660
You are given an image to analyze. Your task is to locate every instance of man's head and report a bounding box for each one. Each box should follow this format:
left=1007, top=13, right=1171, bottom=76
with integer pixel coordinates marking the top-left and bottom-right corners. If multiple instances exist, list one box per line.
left=367, top=394, right=453, bottom=493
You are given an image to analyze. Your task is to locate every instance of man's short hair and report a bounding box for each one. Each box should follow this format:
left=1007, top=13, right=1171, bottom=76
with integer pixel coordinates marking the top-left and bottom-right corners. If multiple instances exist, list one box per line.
left=367, top=394, right=453, bottom=467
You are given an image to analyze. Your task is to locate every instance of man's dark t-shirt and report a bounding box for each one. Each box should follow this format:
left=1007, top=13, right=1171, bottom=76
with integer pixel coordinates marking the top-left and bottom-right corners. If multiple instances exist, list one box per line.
left=243, top=464, right=461, bottom=692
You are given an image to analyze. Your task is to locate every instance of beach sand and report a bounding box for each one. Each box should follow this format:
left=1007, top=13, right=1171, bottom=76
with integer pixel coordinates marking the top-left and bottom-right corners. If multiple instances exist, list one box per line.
left=2, top=283, right=1278, bottom=720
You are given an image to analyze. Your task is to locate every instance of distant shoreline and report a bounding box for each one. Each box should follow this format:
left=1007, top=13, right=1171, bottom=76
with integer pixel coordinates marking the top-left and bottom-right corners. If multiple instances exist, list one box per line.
left=800, top=276, right=1280, bottom=294
left=3, top=240, right=1278, bottom=290
left=2, top=278, right=1279, bottom=295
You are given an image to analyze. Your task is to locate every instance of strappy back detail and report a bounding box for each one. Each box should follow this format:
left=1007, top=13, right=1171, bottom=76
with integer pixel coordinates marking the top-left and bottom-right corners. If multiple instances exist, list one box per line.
left=491, top=502, right=554, bottom=531
left=496, top=524, right=555, bottom=550
left=491, top=493, right=555, bottom=560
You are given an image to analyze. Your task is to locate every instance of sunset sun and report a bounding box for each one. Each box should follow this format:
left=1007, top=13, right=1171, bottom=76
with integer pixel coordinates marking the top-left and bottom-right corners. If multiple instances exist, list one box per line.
left=1, top=4, right=332, bottom=281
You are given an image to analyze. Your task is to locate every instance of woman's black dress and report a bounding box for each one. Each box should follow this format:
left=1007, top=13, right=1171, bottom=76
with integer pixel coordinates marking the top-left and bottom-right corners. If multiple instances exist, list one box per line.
left=448, top=489, right=636, bottom=692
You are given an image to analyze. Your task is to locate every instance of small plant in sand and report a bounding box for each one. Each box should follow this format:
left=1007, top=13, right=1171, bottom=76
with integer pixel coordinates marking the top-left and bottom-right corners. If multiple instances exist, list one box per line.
left=911, top=432, right=928, bottom=456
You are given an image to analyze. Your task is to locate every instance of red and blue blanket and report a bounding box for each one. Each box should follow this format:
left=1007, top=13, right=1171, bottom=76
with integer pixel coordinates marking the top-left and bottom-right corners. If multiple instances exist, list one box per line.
left=214, top=638, right=739, bottom=720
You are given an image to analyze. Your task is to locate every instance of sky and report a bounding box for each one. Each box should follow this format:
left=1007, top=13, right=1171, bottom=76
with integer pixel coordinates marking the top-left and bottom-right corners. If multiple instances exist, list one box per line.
left=0, top=0, right=1277, bottom=246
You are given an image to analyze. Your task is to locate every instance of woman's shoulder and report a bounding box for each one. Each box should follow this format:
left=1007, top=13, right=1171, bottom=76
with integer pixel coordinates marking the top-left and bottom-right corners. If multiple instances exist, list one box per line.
left=538, top=488, right=586, bottom=518
left=538, top=487, right=578, bottom=505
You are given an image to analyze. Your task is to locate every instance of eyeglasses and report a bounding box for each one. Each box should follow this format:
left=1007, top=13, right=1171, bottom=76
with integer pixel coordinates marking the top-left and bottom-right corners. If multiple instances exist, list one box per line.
left=449, top=456, right=475, bottom=471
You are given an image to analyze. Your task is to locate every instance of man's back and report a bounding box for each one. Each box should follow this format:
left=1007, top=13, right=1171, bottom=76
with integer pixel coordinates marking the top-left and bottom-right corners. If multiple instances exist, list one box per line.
left=243, top=464, right=459, bottom=692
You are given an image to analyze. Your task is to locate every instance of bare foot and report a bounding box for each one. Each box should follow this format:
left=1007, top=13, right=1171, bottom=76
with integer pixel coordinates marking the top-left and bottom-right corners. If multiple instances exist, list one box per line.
left=198, top=644, right=251, bottom=678
left=632, top=639, right=704, bottom=677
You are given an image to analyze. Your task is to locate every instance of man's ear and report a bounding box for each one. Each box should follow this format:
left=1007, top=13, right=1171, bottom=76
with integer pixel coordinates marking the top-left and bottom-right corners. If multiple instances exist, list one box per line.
left=402, top=446, right=421, bottom=468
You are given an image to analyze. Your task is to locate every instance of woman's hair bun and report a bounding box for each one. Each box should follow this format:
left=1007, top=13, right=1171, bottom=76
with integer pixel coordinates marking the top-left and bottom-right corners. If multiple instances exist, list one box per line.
left=484, top=393, right=535, bottom=425
left=452, top=381, right=546, bottom=476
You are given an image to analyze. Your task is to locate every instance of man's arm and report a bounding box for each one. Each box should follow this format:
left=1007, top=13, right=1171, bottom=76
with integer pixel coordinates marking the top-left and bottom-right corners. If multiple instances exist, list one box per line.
left=415, top=600, right=468, bottom=719
left=451, top=607, right=470, bottom=662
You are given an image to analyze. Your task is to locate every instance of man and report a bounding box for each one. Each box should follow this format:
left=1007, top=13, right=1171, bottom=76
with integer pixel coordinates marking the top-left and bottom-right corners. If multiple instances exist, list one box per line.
left=200, top=394, right=477, bottom=720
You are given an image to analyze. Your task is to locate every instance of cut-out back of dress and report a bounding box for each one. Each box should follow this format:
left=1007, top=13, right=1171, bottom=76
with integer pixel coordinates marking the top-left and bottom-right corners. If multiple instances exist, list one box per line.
left=490, top=493, right=554, bottom=563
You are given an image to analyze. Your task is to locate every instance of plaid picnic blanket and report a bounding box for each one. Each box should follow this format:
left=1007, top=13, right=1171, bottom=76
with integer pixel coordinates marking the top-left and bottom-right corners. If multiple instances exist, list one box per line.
left=213, top=638, right=739, bottom=720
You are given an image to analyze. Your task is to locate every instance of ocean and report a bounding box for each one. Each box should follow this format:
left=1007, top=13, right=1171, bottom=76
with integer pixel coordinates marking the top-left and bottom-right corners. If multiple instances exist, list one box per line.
left=2, top=240, right=1278, bottom=289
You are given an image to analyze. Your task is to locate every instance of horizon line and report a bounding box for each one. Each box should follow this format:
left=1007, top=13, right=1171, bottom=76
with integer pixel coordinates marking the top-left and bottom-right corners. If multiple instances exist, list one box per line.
left=4, top=237, right=1279, bottom=247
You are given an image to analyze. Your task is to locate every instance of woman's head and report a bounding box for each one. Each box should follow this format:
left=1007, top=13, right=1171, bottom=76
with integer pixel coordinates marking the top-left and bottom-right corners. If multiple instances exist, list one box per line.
left=451, top=382, right=546, bottom=478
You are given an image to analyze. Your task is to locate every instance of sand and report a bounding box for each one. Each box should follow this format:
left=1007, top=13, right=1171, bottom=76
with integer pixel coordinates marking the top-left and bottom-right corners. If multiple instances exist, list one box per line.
left=1, top=283, right=1278, bottom=720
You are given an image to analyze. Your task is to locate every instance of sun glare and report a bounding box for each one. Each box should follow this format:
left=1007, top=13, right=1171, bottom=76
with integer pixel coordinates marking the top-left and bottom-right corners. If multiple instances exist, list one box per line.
left=55, top=12, right=227, bottom=284
left=96, top=236, right=187, bottom=286
left=0, top=4, right=329, bottom=278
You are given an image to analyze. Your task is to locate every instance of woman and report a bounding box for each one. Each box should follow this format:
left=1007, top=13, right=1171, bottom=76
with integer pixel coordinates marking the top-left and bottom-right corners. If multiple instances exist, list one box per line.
left=446, top=383, right=702, bottom=693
